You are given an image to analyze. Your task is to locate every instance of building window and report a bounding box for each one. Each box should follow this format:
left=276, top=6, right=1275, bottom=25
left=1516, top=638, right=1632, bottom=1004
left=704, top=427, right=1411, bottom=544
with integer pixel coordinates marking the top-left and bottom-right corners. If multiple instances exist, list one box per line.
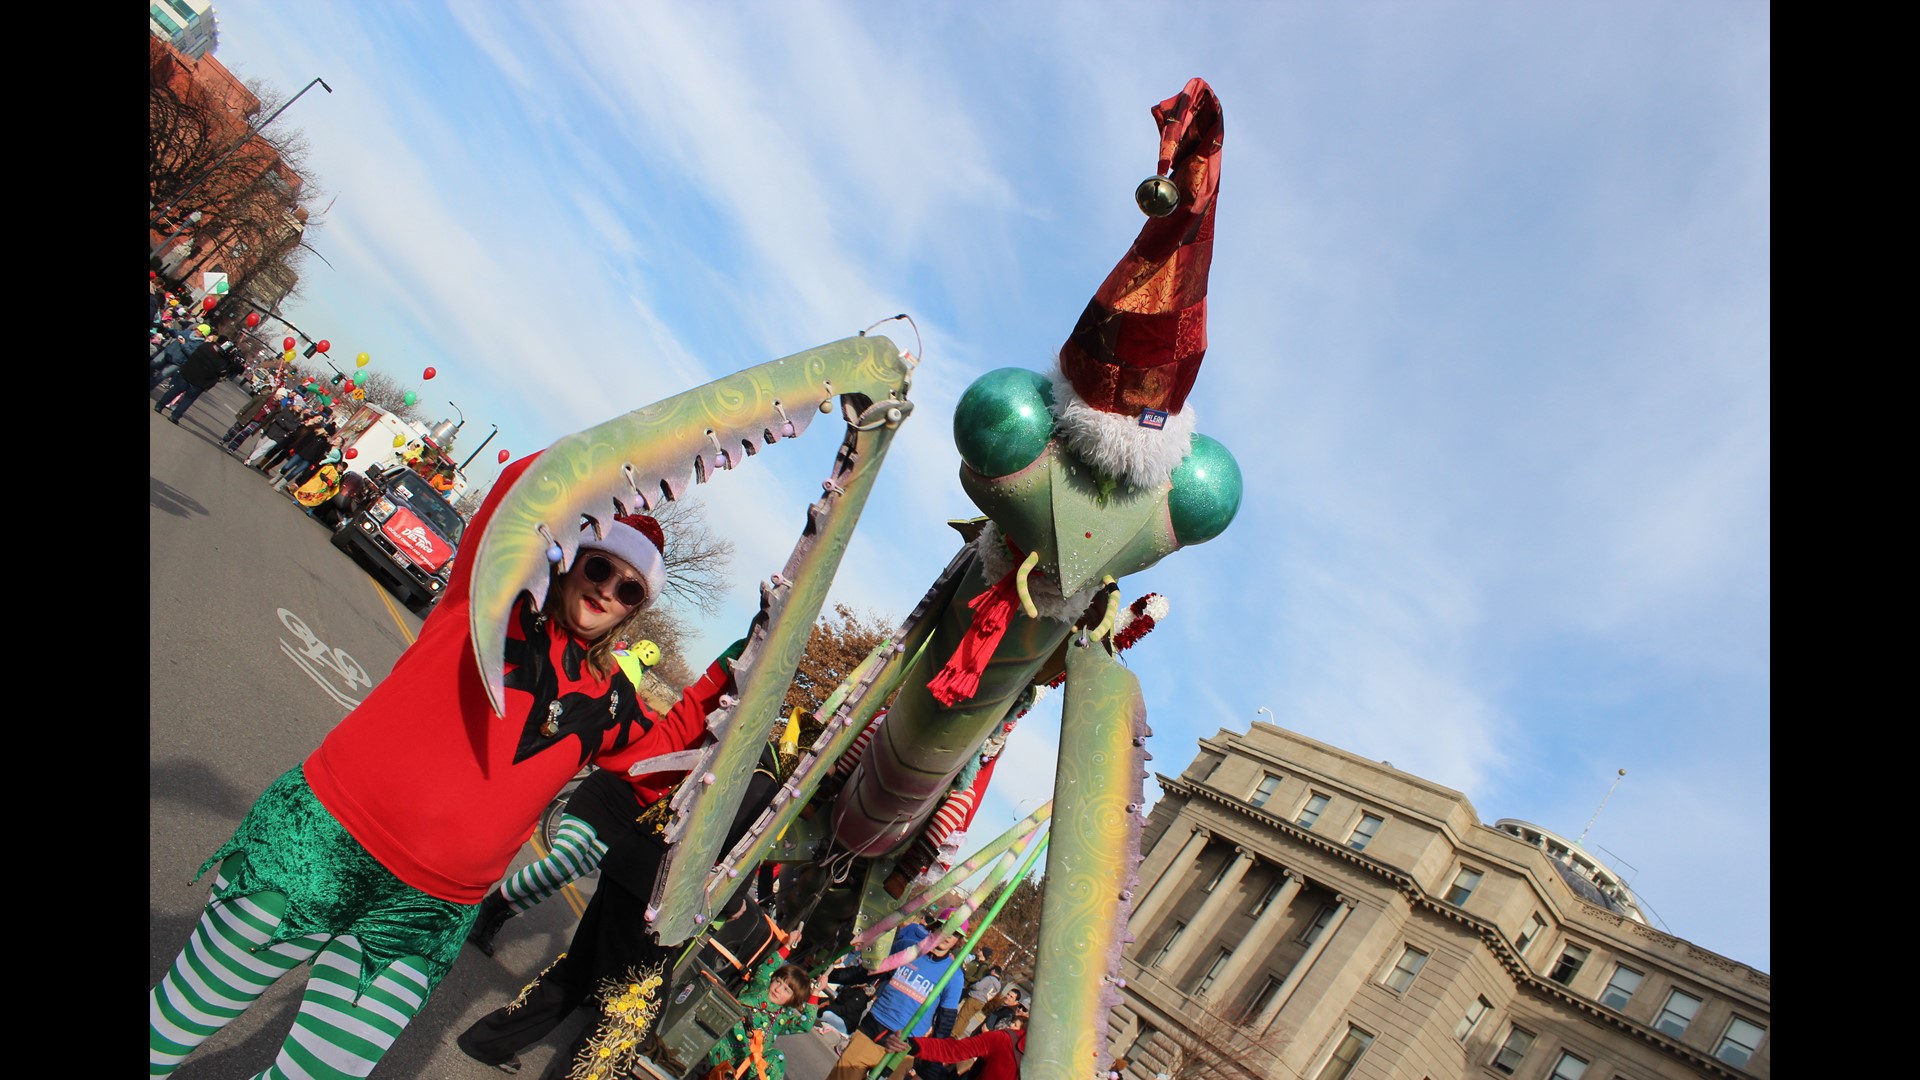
left=1314, top=1025, right=1374, bottom=1080
left=1250, top=877, right=1284, bottom=916
left=1296, top=792, right=1331, bottom=829
left=1194, top=948, right=1232, bottom=995
left=1348, top=812, right=1383, bottom=851
left=150, top=4, right=183, bottom=34
left=1514, top=913, right=1545, bottom=956
left=1444, top=867, right=1483, bottom=906
left=1382, top=945, right=1429, bottom=993
left=1490, top=1026, right=1535, bottom=1075
left=1599, top=965, right=1643, bottom=1010
left=1301, top=904, right=1336, bottom=945
left=1453, top=995, right=1492, bottom=1041
left=1653, top=989, right=1701, bottom=1038
left=1203, top=858, right=1230, bottom=892
left=1714, top=1017, right=1765, bottom=1068
left=1548, top=1051, right=1589, bottom=1080
left=1150, top=922, right=1186, bottom=968
left=1548, top=943, right=1589, bottom=985
left=1247, top=976, right=1283, bottom=1020
left=1250, top=773, right=1282, bottom=807
left=167, top=0, right=199, bottom=21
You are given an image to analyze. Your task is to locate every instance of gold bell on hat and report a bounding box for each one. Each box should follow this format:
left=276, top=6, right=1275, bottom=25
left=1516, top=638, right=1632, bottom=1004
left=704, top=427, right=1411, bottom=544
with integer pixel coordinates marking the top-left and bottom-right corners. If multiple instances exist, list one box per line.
left=1135, top=175, right=1180, bottom=218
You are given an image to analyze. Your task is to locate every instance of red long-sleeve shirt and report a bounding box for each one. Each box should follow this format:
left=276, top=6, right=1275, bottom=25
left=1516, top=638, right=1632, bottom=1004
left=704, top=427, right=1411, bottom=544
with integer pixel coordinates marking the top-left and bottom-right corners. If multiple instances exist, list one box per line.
left=908, top=1028, right=1027, bottom=1080
left=304, top=453, right=719, bottom=904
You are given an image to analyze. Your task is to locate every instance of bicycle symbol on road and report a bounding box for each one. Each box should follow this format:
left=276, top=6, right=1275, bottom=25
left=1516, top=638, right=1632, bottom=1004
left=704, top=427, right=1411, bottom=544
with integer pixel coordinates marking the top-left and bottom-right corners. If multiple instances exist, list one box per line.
left=277, top=608, right=373, bottom=711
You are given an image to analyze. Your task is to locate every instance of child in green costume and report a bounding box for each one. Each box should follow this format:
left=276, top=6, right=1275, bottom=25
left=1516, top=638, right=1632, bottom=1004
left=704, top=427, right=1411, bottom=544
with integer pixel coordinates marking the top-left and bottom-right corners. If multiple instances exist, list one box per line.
left=704, top=956, right=829, bottom=1080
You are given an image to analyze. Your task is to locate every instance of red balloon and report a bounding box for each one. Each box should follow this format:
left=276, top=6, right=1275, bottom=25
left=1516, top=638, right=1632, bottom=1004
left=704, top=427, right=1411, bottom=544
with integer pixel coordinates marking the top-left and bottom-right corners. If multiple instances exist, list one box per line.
left=283, top=336, right=297, bottom=351
left=344, top=447, right=358, bottom=460
left=422, top=367, right=437, bottom=380
left=498, top=449, right=511, bottom=464
left=244, top=312, right=261, bottom=328
left=316, top=339, right=331, bottom=354
left=202, top=296, right=218, bottom=311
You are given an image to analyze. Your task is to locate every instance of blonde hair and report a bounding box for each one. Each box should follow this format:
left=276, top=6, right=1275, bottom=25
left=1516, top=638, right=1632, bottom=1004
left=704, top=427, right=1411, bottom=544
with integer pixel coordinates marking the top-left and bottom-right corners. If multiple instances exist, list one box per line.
left=544, top=567, right=656, bottom=680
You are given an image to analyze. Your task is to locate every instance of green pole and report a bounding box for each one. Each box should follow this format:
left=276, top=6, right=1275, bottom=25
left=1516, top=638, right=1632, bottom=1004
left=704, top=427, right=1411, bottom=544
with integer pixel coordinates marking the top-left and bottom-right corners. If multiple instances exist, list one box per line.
left=865, top=831, right=1051, bottom=1080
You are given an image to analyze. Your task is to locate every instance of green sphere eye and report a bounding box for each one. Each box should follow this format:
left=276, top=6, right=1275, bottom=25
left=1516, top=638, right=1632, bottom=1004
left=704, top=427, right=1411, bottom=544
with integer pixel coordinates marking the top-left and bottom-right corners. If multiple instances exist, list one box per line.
left=1168, top=433, right=1242, bottom=546
left=953, top=368, right=1055, bottom=477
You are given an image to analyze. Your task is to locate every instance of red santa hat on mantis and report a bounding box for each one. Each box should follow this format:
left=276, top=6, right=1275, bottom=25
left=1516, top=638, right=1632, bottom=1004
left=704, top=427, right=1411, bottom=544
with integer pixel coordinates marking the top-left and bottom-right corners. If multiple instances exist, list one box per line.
left=574, top=512, right=667, bottom=610
left=1051, top=77, right=1223, bottom=490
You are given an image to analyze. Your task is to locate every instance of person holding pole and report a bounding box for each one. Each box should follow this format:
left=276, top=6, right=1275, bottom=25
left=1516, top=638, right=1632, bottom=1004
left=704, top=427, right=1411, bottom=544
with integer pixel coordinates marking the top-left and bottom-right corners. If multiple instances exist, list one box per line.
left=825, top=916, right=966, bottom=1080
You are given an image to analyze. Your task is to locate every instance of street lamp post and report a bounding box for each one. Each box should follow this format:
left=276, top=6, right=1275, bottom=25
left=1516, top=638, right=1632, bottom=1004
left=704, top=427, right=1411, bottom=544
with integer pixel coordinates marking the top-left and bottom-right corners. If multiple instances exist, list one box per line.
left=459, top=425, right=500, bottom=471
left=149, top=76, right=333, bottom=231
left=150, top=210, right=203, bottom=260
left=1255, top=705, right=1273, bottom=726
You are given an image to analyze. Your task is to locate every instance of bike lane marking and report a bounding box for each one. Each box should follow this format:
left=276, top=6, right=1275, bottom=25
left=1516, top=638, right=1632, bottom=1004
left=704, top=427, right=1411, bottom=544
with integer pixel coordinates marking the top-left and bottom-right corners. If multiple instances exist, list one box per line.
left=277, top=608, right=374, bottom=712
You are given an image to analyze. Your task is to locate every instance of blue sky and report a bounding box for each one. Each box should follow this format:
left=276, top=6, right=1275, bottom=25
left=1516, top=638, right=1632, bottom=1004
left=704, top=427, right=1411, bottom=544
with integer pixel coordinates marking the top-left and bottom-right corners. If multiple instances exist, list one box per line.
left=200, top=1, right=1769, bottom=970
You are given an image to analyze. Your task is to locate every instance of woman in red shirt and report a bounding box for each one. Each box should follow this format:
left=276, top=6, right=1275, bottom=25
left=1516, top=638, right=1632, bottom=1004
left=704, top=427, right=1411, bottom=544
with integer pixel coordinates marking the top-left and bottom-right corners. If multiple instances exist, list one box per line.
left=149, top=454, right=739, bottom=1079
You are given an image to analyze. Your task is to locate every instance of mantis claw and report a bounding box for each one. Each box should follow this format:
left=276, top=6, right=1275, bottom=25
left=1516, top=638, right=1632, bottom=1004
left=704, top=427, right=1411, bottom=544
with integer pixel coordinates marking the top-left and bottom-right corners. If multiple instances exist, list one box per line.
left=1013, top=550, right=1042, bottom=620
left=1086, top=576, right=1121, bottom=642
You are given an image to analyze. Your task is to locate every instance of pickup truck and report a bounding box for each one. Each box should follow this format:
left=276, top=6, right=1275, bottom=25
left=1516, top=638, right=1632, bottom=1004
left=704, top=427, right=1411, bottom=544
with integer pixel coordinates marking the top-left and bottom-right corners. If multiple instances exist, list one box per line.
left=329, top=466, right=465, bottom=612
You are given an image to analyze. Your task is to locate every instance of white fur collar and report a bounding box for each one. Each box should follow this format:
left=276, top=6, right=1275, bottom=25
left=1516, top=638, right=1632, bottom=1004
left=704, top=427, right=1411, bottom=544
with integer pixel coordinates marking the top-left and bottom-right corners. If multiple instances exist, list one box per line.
left=1047, top=368, right=1194, bottom=490
left=972, top=521, right=1101, bottom=624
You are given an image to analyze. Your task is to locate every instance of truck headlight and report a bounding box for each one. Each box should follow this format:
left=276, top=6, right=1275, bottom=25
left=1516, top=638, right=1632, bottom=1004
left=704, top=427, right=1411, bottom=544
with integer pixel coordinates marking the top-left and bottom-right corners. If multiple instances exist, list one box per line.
left=368, top=497, right=397, bottom=522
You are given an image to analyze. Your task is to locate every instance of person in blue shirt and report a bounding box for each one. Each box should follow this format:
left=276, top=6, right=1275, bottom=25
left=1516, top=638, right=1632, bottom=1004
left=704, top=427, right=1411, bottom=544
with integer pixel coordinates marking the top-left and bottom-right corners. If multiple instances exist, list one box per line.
left=827, top=918, right=966, bottom=1080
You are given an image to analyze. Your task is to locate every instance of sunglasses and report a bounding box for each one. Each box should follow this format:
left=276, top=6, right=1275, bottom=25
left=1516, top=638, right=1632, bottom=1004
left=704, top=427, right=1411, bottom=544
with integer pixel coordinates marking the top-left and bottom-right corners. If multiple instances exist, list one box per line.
left=580, top=554, right=647, bottom=607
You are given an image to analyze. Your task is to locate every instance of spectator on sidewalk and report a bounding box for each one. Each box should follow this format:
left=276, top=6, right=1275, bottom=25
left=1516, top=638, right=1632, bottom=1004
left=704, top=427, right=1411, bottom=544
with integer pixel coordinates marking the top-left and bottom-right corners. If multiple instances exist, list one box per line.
left=155, top=335, right=235, bottom=424
left=244, top=402, right=311, bottom=470
left=271, top=415, right=337, bottom=490
left=220, top=385, right=286, bottom=450
left=956, top=964, right=1003, bottom=1036
left=150, top=320, right=209, bottom=389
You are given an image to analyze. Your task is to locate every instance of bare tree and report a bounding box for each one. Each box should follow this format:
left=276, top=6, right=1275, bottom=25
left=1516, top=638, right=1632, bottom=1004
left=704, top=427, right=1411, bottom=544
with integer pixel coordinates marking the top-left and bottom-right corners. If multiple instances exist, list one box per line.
left=152, top=42, right=326, bottom=323
left=356, top=370, right=426, bottom=424
left=1132, top=1005, right=1291, bottom=1080
left=640, top=497, right=737, bottom=618
left=783, top=603, right=894, bottom=743
left=971, top=873, right=1045, bottom=988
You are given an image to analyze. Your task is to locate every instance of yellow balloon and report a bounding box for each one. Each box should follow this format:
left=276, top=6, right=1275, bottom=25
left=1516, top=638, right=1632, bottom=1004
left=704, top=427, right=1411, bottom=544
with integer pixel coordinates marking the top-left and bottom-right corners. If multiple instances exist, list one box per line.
left=392, top=435, right=407, bottom=448
left=356, top=352, right=371, bottom=367
left=283, top=349, right=296, bottom=361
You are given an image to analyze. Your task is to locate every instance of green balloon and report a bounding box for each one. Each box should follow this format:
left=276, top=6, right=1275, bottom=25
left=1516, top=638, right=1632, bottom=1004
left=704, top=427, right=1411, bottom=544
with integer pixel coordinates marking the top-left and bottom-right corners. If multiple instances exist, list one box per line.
left=353, top=369, right=369, bottom=385
left=403, top=391, right=418, bottom=406
left=953, top=368, right=1055, bottom=477
left=1167, top=433, right=1243, bottom=546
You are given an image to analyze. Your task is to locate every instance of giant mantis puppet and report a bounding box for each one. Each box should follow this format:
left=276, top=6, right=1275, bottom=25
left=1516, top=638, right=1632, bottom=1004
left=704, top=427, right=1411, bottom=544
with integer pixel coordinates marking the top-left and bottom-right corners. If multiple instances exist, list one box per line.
left=465, top=78, right=1239, bottom=1080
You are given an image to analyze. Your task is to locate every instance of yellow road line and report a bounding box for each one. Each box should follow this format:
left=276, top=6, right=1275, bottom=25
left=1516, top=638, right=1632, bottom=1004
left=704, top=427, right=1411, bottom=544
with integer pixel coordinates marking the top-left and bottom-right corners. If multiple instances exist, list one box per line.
left=365, top=581, right=588, bottom=918
left=369, top=577, right=418, bottom=645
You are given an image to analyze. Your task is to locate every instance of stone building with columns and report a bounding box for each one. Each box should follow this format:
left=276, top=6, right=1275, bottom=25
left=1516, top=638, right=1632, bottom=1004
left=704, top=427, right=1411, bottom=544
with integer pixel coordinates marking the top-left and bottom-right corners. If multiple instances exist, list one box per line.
left=1108, top=722, right=1770, bottom=1080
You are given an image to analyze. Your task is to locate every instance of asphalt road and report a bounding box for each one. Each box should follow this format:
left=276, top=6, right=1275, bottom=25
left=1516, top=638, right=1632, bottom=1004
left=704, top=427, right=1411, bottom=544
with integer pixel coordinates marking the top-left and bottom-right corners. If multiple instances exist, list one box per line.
left=149, top=382, right=843, bottom=1080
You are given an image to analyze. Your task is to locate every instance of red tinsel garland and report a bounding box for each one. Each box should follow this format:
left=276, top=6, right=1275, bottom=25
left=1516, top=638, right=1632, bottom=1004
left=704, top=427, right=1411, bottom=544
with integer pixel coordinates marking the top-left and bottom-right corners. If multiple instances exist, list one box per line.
left=1043, top=592, right=1163, bottom=688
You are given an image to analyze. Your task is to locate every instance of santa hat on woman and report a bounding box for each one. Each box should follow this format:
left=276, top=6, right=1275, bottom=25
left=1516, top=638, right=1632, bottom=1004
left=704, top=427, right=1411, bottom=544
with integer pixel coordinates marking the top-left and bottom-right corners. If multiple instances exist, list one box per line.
left=574, top=512, right=667, bottom=609
left=1050, top=77, right=1223, bottom=491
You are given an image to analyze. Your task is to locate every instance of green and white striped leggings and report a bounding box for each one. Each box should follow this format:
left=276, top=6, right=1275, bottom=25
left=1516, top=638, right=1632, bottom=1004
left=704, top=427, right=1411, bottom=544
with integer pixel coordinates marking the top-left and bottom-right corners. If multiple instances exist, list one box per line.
left=149, top=861, right=433, bottom=1079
